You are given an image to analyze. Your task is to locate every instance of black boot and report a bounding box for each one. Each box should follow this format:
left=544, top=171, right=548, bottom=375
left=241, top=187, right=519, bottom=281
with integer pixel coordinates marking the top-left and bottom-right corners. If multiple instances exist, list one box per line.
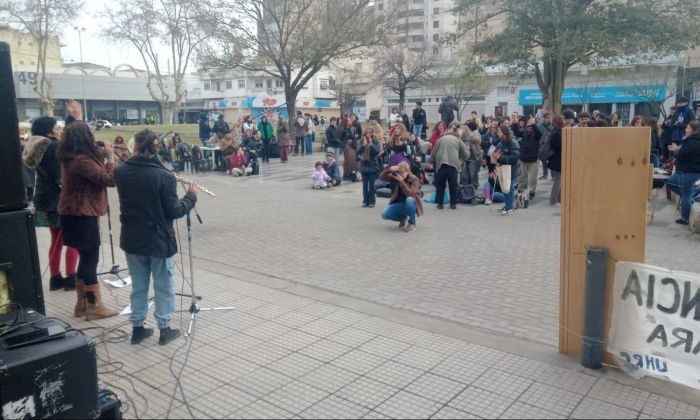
left=159, top=327, right=181, bottom=346
left=49, top=275, right=64, bottom=291
left=63, top=274, right=77, bottom=291
left=131, top=326, right=154, bottom=345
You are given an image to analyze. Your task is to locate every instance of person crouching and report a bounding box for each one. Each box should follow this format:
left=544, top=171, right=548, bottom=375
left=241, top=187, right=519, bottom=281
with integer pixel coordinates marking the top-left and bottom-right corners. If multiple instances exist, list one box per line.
left=228, top=145, right=252, bottom=176
left=311, top=161, right=331, bottom=189
left=380, top=161, right=424, bottom=232
left=114, top=129, right=201, bottom=346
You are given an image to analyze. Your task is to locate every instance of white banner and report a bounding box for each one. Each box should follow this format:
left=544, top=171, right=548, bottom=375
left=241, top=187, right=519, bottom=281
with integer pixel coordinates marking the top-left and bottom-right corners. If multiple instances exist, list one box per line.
left=609, top=262, right=700, bottom=390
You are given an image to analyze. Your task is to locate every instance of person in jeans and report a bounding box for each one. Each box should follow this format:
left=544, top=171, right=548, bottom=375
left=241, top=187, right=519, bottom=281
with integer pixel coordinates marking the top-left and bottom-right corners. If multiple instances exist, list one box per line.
left=667, top=120, right=700, bottom=225
left=430, top=121, right=469, bottom=209
left=460, top=121, right=483, bottom=192
left=294, top=111, right=307, bottom=155
left=547, top=115, right=565, bottom=207
left=518, top=121, right=542, bottom=199
left=491, top=124, right=520, bottom=215
left=114, top=129, right=201, bottom=346
left=379, top=162, right=423, bottom=232
left=357, top=128, right=382, bottom=207
left=325, top=117, right=342, bottom=159
left=537, top=112, right=553, bottom=180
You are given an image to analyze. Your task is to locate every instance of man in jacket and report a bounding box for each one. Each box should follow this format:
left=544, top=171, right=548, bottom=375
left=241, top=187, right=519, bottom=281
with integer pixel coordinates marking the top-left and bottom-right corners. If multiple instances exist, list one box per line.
left=114, top=129, right=201, bottom=346
left=438, top=97, right=458, bottom=125
left=379, top=161, right=424, bottom=232
left=430, top=121, right=470, bottom=209
left=537, top=112, right=554, bottom=179
left=661, top=107, right=676, bottom=161
left=460, top=121, right=483, bottom=192
left=412, top=101, right=427, bottom=139
left=518, top=122, right=542, bottom=199
left=213, top=114, right=230, bottom=136
left=325, top=117, right=342, bottom=158
left=198, top=112, right=210, bottom=146
left=294, top=111, right=307, bottom=155
left=671, top=98, right=696, bottom=144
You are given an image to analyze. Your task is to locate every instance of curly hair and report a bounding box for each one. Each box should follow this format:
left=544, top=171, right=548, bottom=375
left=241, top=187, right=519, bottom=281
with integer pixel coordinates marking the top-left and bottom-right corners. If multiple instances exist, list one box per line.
left=58, top=122, right=102, bottom=163
left=134, top=129, right=159, bottom=157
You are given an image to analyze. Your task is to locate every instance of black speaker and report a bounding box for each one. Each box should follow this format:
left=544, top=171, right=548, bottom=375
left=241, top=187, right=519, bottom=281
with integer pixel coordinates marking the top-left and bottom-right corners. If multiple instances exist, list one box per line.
left=0, top=210, right=44, bottom=314
left=0, top=42, right=27, bottom=213
left=0, top=310, right=100, bottom=418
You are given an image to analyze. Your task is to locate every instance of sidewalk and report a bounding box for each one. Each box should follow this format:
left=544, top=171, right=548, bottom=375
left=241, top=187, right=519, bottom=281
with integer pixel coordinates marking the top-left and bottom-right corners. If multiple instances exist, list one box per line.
left=36, top=229, right=700, bottom=419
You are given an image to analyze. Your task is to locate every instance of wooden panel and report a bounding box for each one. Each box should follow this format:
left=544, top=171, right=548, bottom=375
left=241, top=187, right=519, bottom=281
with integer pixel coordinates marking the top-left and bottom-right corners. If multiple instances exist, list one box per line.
left=559, top=127, right=650, bottom=361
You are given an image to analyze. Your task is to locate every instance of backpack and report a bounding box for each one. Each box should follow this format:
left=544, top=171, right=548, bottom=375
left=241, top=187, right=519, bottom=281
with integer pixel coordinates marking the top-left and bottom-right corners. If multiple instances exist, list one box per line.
left=457, top=185, right=477, bottom=203
left=180, top=143, right=192, bottom=160
left=538, top=137, right=554, bottom=161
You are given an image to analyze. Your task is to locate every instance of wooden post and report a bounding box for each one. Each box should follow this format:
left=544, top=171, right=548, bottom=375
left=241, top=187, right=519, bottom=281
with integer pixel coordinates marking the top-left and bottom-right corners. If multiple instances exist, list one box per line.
left=559, top=127, right=650, bottom=361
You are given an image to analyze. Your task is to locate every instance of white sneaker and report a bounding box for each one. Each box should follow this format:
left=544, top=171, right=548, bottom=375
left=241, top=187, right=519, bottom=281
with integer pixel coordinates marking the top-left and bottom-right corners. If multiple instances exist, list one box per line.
left=484, top=199, right=492, bottom=205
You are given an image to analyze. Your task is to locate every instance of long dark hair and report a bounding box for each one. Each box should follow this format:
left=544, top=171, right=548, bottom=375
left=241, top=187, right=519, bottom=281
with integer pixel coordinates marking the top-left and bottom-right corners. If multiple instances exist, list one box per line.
left=59, top=122, right=102, bottom=164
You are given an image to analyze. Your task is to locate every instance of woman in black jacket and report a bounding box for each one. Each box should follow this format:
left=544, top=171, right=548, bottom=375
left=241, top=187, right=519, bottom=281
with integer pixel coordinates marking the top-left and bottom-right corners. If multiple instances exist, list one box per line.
left=491, top=124, right=520, bottom=215
left=667, top=120, right=700, bottom=225
left=325, top=117, right=342, bottom=158
left=357, top=128, right=382, bottom=207
left=22, top=116, right=79, bottom=291
left=547, top=115, right=565, bottom=207
left=517, top=123, right=542, bottom=199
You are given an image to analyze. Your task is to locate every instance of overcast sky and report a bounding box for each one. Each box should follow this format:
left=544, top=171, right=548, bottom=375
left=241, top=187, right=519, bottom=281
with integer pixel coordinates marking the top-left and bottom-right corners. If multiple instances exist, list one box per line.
left=60, top=0, right=166, bottom=70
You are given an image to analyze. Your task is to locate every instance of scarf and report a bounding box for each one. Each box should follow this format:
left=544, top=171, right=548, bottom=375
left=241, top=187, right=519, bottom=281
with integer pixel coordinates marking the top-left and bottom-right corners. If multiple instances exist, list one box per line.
left=22, top=135, right=52, bottom=169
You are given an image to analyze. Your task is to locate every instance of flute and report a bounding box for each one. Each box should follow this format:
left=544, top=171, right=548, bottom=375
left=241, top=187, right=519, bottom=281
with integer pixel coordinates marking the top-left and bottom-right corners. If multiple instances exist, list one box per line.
left=173, top=173, right=216, bottom=197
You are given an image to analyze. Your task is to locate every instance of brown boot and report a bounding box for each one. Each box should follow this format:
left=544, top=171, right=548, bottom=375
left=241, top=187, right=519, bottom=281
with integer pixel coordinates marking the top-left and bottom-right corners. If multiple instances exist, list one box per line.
left=83, top=284, right=119, bottom=320
left=74, top=279, right=86, bottom=317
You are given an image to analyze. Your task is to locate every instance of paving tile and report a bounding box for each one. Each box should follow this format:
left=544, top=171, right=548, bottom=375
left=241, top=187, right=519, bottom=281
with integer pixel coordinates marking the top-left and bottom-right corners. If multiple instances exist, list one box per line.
left=267, top=353, right=325, bottom=379
left=452, top=343, right=508, bottom=367
left=242, top=321, right=293, bottom=341
left=493, top=353, right=550, bottom=379
left=236, top=342, right=292, bottom=366
left=357, top=336, right=412, bottom=359
left=448, top=386, right=516, bottom=419
left=299, top=364, right=360, bottom=394
left=275, top=311, right=320, bottom=328
left=297, top=302, right=340, bottom=317
left=268, top=329, right=322, bottom=351
left=322, top=308, right=370, bottom=326
left=431, top=406, right=482, bottom=419
left=405, top=372, right=468, bottom=405
left=587, top=379, right=652, bottom=411
left=330, top=350, right=387, bottom=376
left=336, top=377, right=401, bottom=410
left=211, top=332, right=264, bottom=354
left=394, top=345, right=449, bottom=371
left=299, top=338, right=353, bottom=363
left=534, top=366, right=597, bottom=395
left=571, top=397, right=640, bottom=419
left=299, top=395, right=371, bottom=419
left=641, top=393, right=700, bottom=419
left=431, top=356, right=490, bottom=384
left=231, top=399, right=296, bottom=419
left=264, top=381, right=330, bottom=415
left=471, top=369, right=533, bottom=399
left=500, top=401, right=562, bottom=419
left=361, top=411, right=392, bottom=419
left=375, top=390, right=443, bottom=420
left=184, top=384, right=257, bottom=418
left=327, top=327, right=377, bottom=348
left=517, top=382, right=583, bottom=417
left=229, top=367, right=295, bottom=398
left=365, top=360, right=425, bottom=388
left=298, top=318, right=347, bottom=338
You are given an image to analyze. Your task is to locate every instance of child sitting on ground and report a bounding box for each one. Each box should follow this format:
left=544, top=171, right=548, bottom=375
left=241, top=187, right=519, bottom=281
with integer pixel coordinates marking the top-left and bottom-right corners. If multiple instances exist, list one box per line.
left=228, top=145, right=252, bottom=176
left=322, top=152, right=342, bottom=187
left=311, top=161, right=331, bottom=189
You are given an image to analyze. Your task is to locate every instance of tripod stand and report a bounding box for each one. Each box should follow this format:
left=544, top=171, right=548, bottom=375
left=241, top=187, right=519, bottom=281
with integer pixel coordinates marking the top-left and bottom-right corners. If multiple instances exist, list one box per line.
left=180, top=192, right=234, bottom=336
left=97, top=206, right=130, bottom=284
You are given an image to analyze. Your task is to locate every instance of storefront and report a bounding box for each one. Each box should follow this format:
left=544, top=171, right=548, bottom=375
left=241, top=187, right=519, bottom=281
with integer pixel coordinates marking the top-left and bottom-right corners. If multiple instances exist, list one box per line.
left=204, top=96, right=339, bottom=124
left=519, top=85, right=668, bottom=123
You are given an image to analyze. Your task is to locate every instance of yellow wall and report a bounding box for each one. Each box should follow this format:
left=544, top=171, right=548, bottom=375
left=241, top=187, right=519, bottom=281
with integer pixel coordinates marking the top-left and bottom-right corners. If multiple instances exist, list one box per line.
left=0, top=26, right=63, bottom=71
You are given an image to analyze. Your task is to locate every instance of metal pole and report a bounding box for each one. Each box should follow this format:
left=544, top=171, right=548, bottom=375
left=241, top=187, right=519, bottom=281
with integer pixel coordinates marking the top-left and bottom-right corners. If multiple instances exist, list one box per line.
left=74, top=27, right=87, bottom=118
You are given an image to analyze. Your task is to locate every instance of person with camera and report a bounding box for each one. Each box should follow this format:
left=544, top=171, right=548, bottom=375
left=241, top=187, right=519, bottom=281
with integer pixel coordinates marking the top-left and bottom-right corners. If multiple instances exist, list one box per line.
left=379, top=161, right=423, bottom=232
left=114, top=129, right=201, bottom=345
left=357, top=128, right=382, bottom=208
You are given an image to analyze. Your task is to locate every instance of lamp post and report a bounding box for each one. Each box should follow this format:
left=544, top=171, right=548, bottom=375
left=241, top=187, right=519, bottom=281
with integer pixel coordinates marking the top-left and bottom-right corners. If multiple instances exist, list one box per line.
left=73, top=27, right=87, bottom=119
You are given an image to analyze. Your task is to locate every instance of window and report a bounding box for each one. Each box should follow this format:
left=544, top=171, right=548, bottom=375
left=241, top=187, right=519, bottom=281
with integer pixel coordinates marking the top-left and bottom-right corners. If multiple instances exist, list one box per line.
left=412, top=35, right=424, bottom=42
left=320, top=79, right=329, bottom=89
left=226, top=80, right=232, bottom=89
left=204, top=82, right=211, bottom=91
left=275, top=79, right=283, bottom=88
left=497, top=86, right=510, bottom=97
left=238, top=79, right=245, bottom=89
left=377, top=3, right=383, bottom=10
left=427, top=98, right=432, bottom=103
left=354, top=62, right=363, bottom=72
left=216, top=81, right=221, bottom=91
left=433, top=7, right=439, bottom=14
left=433, top=20, right=439, bottom=28
left=255, top=79, right=264, bottom=88
left=433, top=34, right=439, bottom=42
left=266, top=79, right=272, bottom=88
left=432, top=46, right=439, bottom=55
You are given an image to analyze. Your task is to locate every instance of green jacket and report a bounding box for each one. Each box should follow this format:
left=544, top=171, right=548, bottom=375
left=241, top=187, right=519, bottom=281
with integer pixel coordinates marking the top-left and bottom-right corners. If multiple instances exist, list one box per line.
left=431, top=134, right=469, bottom=171
left=257, top=121, right=275, bottom=140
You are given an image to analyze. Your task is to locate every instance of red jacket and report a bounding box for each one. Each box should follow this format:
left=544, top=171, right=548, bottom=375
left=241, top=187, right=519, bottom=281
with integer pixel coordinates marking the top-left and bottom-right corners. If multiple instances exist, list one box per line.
left=58, top=155, right=115, bottom=217
left=228, top=153, right=248, bottom=170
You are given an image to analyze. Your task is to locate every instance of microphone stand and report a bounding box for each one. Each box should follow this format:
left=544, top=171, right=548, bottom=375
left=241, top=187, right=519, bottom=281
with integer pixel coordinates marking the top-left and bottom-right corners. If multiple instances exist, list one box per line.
left=179, top=184, right=234, bottom=336
left=97, top=206, right=130, bottom=284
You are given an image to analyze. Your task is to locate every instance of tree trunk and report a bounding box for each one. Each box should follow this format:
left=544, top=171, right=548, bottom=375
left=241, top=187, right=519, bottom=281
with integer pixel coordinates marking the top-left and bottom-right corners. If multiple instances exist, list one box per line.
left=285, top=88, right=298, bottom=139
left=163, top=104, right=176, bottom=125
left=541, top=57, right=566, bottom=114
left=398, top=89, right=406, bottom=116
left=40, top=98, right=54, bottom=116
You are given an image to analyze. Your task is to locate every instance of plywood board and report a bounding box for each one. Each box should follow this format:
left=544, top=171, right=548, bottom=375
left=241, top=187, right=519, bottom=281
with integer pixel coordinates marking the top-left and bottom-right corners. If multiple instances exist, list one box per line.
left=560, top=127, right=650, bottom=361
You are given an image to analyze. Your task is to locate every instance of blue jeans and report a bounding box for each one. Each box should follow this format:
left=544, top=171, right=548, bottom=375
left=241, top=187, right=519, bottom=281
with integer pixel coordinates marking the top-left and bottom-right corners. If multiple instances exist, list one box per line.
left=382, top=198, right=417, bottom=225
left=306, top=134, right=313, bottom=154
left=362, top=172, right=377, bottom=205
left=504, top=175, right=518, bottom=210
left=126, top=253, right=176, bottom=329
left=668, top=172, right=700, bottom=221
left=413, top=124, right=423, bottom=138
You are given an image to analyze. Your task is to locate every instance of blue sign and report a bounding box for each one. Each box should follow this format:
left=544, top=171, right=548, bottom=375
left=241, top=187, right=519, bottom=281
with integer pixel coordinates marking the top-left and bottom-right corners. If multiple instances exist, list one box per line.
left=519, top=85, right=666, bottom=105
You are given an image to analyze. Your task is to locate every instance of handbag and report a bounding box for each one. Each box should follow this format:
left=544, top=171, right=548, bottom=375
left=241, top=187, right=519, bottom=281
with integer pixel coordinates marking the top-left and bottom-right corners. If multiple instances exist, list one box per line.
left=496, top=164, right=512, bottom=192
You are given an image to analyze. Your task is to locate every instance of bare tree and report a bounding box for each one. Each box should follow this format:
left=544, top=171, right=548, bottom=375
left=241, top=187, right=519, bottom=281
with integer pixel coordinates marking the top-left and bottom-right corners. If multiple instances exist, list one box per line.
left=1, top=0, right=84, bottom=115
left=102, top=0, right=213, bottom=123
left=373, top=46, right=440, bottom=112
left=329, top=62, right=368, bottom=119
left=429, top=62, right=488, bottom=121
left=202, top=0, right=393, bottom=137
